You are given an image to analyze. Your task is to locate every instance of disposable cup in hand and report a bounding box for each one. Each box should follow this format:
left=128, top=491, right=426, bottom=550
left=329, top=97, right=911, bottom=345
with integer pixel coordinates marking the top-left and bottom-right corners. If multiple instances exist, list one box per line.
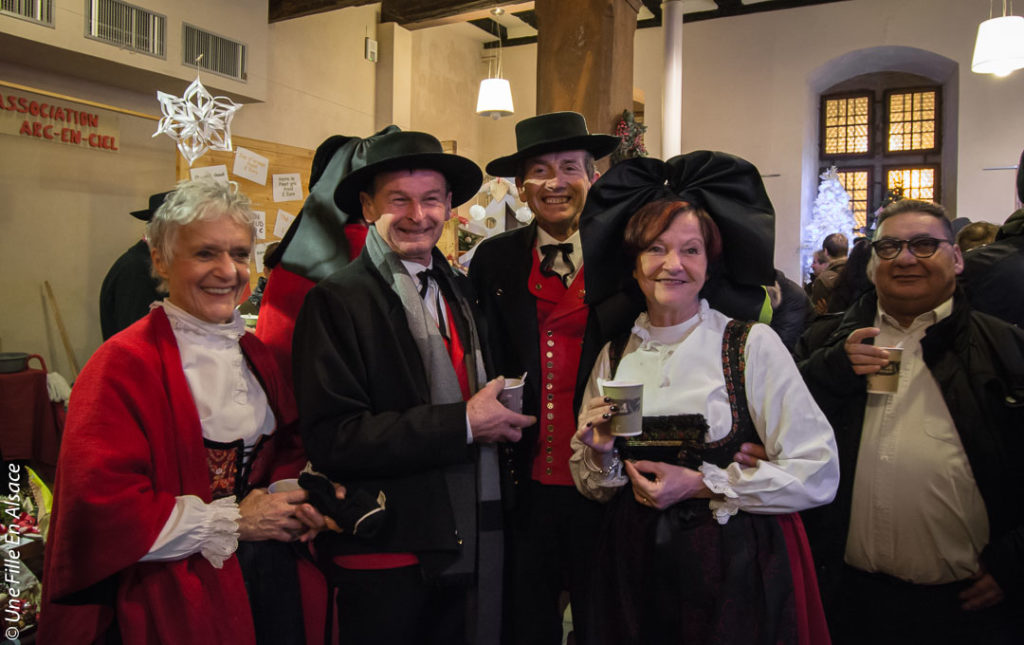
left=600, top=380, right=644, bottom=436
left=499, top=377, right=525, bottom=414
left=866, top=347, right=902, bottom=394
left=268, top=478, right=301, bottom=494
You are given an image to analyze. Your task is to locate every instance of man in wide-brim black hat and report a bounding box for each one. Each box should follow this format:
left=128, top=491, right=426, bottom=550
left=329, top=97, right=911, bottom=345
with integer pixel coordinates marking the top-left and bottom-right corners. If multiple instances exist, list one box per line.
left=293, top=129, right=534, bottom=644
left=469, top=112, right=633, bottom=645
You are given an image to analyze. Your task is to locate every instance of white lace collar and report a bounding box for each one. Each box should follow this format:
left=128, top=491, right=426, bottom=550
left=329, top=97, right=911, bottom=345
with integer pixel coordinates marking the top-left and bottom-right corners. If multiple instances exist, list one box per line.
left=631, top=299, right=709, bottom=348
left=156, top=300, right=246, bottom=343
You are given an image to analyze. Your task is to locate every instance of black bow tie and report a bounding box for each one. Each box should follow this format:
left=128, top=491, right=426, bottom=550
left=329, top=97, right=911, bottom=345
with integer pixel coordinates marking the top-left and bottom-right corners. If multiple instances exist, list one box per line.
left=417, top=265, right=448, bottom=298
left=539, top=243, right=575, bottom=287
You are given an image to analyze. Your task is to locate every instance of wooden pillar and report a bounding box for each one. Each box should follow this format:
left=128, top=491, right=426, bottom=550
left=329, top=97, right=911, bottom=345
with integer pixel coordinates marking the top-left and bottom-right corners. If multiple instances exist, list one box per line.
left=534, top=0, right=641, bottom=144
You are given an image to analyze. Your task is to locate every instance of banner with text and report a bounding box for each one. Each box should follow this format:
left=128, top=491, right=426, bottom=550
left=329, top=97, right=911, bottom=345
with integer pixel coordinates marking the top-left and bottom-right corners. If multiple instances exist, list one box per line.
left=0, top=88, right=121, bottom=152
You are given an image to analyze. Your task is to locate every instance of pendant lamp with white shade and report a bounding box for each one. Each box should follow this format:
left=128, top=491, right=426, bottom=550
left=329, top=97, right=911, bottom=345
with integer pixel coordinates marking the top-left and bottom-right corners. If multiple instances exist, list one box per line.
left=476, top=8, right=514, bottom=119
left=972, top=1, right=1024, bottom=76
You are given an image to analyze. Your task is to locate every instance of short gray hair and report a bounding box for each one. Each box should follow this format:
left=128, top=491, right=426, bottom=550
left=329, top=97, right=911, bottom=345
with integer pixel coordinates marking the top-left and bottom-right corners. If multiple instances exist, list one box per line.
left=147, top=179, right=256, bottom=290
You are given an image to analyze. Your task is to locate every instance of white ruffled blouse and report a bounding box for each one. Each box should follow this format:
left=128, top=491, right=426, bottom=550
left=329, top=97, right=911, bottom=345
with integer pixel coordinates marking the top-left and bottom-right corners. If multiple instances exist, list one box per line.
left=569, top=300, right=839, bottom=524
left=139, top=301, right=276, bottom=568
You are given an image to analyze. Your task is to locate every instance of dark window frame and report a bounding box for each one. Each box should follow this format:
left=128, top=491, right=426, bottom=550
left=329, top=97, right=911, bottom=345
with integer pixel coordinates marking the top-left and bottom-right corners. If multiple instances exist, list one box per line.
left=830, top=165, right=874, bottom=231
left=883, top=85, right=941, bottom=156
left=883, top=163, right=941, bottom=202
left=820, top=91, right=874, bottom=159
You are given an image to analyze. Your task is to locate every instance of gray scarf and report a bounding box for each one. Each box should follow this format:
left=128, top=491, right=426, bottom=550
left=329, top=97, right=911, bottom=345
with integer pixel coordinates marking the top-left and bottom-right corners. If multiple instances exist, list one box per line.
left=364, top=227, right=503, bottom=644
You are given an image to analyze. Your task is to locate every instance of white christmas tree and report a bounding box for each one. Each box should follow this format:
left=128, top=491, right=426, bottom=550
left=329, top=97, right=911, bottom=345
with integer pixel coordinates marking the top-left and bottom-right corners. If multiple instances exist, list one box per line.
left=802, top=166, right=855, bottom=282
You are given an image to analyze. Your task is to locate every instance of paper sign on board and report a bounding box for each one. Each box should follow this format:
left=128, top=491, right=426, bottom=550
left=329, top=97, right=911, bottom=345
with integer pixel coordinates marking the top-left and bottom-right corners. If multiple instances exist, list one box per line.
left=273, top=173, right=303, bottom=202
left=190, top=164, right=229, bottom=184
left=233, top=147, right=269, bottom=185
left=274, top=209, right=296, bottom=238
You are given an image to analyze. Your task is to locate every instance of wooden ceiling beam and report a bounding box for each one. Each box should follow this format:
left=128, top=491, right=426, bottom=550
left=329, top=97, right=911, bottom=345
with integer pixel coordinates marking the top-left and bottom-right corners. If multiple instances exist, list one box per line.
left=380, top=0, right=510, bottom=25
left=268, top=0, right=375, bottom=23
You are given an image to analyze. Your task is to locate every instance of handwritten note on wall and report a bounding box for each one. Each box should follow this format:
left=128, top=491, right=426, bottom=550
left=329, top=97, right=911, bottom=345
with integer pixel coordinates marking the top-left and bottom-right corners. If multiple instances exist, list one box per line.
left=190, top=164, right=229, bottom=184
left=273, top=173, right=303, bottom=202
left=252, top=210, right=266, bottom=240
left=274, top=209, right=296, bottom=238
left=233, top=147, right=269, bottom=185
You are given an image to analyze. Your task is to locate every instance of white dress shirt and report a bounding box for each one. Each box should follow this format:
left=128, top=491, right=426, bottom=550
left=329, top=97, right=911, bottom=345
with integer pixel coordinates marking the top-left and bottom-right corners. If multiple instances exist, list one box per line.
left=141, top=301, right=276, bottom=568
left=844, top=298, right=989, bottom=584
left=570, top=302, right=839, bottom=524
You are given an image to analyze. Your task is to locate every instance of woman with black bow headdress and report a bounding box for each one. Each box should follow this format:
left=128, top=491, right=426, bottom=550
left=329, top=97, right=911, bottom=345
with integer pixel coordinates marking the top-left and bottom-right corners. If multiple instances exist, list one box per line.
left=569, top=153, right=839, bottom=645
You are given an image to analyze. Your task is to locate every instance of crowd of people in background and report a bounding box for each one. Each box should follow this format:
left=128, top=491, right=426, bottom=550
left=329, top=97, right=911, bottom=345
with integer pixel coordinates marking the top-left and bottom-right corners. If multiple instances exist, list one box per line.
left=38, top=115, right=1024, bottom=645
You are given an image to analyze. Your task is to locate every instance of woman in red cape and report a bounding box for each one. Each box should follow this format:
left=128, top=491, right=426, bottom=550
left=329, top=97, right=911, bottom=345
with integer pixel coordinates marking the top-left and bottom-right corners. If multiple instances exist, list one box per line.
left=40, top=180, right=332, bottom=644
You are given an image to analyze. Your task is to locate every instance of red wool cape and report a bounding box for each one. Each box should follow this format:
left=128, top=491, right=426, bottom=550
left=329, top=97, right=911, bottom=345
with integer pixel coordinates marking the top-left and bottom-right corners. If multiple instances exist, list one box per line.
left=39, top=307, right=304, bottom=644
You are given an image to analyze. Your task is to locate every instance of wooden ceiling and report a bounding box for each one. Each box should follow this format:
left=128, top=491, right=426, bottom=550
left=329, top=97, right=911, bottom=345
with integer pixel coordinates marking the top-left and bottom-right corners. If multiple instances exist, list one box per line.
left=269, top=0, right=851, bottom=31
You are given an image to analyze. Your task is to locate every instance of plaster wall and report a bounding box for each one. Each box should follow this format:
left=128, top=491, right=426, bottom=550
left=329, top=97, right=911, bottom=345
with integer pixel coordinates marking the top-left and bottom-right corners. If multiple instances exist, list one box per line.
left=407, top=25, right=490, bottom=165
left=235, top=4, right=379, bottom=148
left=630, top=0, right=1023, bottom=277
left=0, top=0, right=270, bottom=100
left=0, top=62, right=175, bottom=376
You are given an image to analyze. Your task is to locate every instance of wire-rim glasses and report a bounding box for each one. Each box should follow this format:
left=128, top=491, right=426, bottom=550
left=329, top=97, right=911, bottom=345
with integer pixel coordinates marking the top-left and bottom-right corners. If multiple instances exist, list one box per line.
left=871, top=236, right=951, bottom=260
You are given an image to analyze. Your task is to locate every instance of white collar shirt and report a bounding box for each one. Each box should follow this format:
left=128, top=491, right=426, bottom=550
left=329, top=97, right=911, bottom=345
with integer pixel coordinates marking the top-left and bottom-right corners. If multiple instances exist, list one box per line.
left=844, top=297, right=990, bottom=584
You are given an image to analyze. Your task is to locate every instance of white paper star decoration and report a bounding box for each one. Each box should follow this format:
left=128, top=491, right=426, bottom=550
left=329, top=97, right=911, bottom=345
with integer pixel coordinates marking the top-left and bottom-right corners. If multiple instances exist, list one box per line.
left=153, top=76, right=242, bottom=166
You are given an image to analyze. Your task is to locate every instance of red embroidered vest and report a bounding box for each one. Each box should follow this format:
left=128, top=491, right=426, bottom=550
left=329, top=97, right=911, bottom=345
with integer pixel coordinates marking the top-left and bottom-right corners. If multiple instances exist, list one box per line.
left=529, top=254, right=589, bottom=486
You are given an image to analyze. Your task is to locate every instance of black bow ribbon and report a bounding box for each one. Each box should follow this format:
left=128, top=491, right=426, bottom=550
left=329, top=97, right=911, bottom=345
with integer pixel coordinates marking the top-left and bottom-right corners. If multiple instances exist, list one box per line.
left=579, top=152, right=776, bottom=321
left=417, top=265, right=452, bottom=342
left=417, top=265, right=449, bottom=298
left=539, top=243, right=575, bottom=287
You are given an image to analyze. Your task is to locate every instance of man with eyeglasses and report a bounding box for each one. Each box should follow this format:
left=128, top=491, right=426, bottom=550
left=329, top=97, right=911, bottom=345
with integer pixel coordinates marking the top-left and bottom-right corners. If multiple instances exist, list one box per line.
left=797, top=199, right=1024, bottom=644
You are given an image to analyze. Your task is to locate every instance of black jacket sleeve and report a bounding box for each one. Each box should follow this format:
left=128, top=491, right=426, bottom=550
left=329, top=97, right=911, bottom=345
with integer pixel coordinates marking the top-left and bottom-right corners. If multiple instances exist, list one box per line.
left=292, top=278, right=470, bottom=481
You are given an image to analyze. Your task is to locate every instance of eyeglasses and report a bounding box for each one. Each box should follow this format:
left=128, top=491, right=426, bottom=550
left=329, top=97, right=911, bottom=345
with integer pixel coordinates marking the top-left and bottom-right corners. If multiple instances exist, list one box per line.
left=871, top=236, right=952, bottom=260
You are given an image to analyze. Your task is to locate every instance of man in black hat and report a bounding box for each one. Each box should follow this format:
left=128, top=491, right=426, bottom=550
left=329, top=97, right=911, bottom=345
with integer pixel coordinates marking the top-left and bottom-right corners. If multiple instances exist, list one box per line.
left=469, top=112, right=631, bottom=645
left=293, top=130, right=534, bottom=644
left=99, top=192, right=168, bottom=339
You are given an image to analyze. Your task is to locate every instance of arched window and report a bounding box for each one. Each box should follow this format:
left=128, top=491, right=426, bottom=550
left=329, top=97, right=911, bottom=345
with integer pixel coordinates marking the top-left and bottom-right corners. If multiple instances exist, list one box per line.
left=819, top=72, right=943, bottom=235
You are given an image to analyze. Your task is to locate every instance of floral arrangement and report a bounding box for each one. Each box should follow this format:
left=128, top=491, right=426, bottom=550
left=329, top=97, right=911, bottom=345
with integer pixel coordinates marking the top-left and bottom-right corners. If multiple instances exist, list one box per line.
left=611, top=109, right=648, bottom=165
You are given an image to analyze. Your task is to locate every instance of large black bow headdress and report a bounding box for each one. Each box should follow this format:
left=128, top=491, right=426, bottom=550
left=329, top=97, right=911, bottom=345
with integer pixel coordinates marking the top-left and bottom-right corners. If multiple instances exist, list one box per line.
left=580, top=151, right=776, bottom=321
left=265, top=124, right=400, bottom=281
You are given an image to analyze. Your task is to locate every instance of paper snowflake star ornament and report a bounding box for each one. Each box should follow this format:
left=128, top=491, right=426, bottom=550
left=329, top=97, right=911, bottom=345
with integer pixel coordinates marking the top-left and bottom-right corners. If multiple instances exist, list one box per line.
left=153, top=76, right=242, bottom=166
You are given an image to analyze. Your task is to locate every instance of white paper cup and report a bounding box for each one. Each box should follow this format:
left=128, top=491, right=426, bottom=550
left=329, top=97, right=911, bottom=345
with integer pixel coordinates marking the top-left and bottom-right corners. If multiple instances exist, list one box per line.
left=499, top=377, right=525, bottom=413
left=866, top=347, right=903, bottom=394
left=600, top=380, right=644, bottom=436
left=268, top=478, right=301, bottom=493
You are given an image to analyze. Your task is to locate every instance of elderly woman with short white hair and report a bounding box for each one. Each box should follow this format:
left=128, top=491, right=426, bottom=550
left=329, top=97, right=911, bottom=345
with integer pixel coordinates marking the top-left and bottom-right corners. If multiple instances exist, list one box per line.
left=40, top=179, right=328, bottom=644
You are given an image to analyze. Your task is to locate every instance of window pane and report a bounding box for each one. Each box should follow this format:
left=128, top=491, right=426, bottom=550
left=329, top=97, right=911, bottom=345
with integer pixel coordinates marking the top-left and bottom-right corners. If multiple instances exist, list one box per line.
left=823, top=95, right=871, bottom=155
left=887, top=89, right=938, bottom=152
left=836, top=169, right=870, bottom=232
left=887, top=167, right=936, bottom=201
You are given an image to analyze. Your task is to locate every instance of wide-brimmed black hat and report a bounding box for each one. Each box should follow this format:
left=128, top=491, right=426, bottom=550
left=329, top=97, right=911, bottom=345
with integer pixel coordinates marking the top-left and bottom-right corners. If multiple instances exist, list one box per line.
left=334, top=130, right=482, bottom=215
left=485, top=111, right=620, bottom=178
left=130, top=191, right=171, bottom=221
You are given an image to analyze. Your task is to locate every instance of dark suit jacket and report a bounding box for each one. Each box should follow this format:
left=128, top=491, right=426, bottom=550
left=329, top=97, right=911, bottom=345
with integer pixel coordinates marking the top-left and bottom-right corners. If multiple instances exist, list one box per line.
left=961, top=209, right=1024, bottom=328
left=99, top=239, right=162, bottom=340
left=469, top=223, right=641, bottom=506
left=293, top=249, right=481, bottom=558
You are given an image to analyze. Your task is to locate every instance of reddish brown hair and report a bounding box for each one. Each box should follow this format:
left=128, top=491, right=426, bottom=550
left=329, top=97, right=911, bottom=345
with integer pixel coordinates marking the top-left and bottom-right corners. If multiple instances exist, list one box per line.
left=623, top=200, right=723, bottom=265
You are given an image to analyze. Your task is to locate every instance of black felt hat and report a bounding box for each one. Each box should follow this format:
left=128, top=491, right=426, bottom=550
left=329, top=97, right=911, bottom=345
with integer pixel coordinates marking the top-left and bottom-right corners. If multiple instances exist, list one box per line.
left=130, top=192, right=171, bottom=221
left=334, top=131, right=482, bottom=216
left=485, top=111, right=620, bottom=178
left=580, top=151, right=776, bottom=322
